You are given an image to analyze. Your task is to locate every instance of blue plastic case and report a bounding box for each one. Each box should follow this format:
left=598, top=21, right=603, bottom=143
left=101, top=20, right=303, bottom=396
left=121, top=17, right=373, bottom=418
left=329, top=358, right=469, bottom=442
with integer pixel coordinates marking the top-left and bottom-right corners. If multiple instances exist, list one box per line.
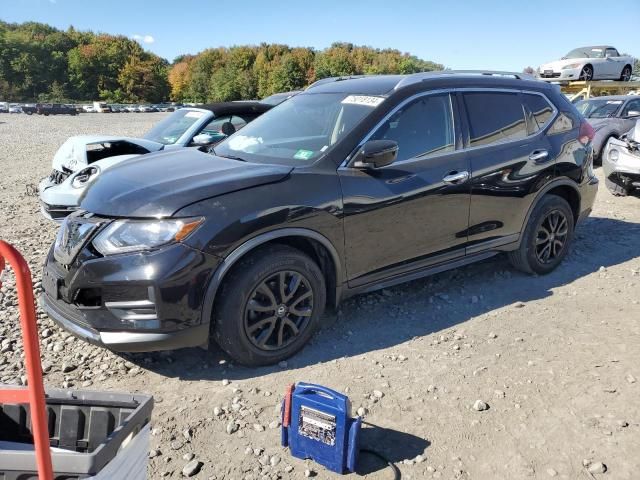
left=281, top=383, right=361, bottom=474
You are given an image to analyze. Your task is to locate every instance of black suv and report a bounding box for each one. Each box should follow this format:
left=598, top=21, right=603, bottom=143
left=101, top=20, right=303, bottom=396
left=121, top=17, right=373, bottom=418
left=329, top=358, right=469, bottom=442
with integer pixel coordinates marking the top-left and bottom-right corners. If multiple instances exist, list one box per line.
left=42, top=72, right=598, bottom=366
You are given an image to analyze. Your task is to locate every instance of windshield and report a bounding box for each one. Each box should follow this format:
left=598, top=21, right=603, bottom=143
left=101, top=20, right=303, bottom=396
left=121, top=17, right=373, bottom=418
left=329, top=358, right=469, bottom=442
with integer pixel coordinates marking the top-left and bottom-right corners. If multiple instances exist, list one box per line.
left=575, top=99, right=623, bottom=118
left=564, top=47, right=604, bottom=59
left=214, top=92, right=383, bottom=166
left=143, top=109, right=207, bottom=145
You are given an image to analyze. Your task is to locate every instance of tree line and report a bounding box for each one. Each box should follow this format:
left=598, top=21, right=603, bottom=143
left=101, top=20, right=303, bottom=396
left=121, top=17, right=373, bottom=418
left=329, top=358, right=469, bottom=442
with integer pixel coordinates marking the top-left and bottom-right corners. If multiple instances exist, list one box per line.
left=0, top=21, right=443, bottom=103
left=168, top=43, right=444, bottom=103
left=0, top=20, right=170, bottom=103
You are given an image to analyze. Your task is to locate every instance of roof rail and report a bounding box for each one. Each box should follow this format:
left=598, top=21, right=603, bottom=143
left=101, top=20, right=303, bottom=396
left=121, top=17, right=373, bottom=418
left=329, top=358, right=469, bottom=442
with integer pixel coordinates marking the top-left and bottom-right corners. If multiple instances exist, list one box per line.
left=306, top=75, right=367, bottom=90
left=394, top=70, right=537, bottom=90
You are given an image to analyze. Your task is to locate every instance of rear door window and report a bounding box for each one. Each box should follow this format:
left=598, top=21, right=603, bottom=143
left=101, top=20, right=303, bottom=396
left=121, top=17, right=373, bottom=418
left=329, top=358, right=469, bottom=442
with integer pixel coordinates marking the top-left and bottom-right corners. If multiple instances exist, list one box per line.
left=463, top=92, right=527, bottom=147
left=369, top=94, right=455, bottom=162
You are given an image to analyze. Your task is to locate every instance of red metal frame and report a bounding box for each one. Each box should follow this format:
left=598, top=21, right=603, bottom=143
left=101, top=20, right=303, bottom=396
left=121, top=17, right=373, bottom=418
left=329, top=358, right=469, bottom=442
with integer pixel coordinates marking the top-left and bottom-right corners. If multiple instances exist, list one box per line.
left=0, top=240, right=54, bottom=480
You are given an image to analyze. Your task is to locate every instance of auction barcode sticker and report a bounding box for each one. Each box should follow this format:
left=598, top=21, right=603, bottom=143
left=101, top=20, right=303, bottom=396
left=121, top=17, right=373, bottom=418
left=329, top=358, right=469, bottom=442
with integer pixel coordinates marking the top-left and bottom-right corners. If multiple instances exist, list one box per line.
left=341, top=95, right=384, bottom=107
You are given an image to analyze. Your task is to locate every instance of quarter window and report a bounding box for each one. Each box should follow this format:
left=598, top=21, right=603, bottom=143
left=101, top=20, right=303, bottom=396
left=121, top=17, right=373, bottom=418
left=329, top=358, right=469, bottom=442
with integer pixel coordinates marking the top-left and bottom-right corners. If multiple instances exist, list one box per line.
left=463, top=92, right=527, bottom=147
left=523, top=94, right=554, bottom=132
left=369, top=94, right=455, bottom=162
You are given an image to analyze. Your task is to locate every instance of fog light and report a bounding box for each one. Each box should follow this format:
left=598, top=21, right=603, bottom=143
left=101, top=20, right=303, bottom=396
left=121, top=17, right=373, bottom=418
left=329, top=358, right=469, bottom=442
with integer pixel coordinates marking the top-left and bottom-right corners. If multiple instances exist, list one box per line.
left=609, top=149, right=619, bottom=163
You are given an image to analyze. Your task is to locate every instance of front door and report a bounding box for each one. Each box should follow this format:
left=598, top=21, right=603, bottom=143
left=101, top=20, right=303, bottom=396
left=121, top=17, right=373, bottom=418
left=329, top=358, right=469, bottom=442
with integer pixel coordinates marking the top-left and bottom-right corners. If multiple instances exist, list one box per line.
left=338, top=92, right=472, bottom=287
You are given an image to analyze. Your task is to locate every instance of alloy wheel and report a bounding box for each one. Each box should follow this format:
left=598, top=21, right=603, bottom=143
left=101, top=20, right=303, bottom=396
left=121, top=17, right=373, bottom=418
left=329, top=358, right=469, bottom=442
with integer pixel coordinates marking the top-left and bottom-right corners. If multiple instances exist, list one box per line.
left=243, top=270, right=314, bottom=351
left=622, top=67, right=632, bottom=82
left=579, top=66, right=593, bottom=81
left=535, top=210, right=569, bottom=264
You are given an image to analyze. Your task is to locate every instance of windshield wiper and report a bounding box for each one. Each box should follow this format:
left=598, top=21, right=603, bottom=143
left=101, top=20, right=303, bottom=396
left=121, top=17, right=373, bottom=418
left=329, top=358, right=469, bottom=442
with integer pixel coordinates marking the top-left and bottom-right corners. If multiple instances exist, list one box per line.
left=209, top=147, right=247, bottom=162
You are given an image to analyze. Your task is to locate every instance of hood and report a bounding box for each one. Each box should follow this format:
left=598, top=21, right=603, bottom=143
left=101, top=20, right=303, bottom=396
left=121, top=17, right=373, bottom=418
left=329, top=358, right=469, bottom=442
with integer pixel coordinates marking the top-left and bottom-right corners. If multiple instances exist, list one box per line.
left=539, top=58, right=585, bottom=71
left=80, top=149, right=293, bottom=218
left=52, top=135, right=164, bottom=172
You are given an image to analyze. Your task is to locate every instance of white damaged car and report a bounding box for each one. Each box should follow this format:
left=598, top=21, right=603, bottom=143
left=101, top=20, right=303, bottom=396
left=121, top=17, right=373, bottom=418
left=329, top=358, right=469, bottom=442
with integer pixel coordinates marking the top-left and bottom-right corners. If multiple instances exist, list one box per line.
left=603, top=120, right=640, bottom=196
left=538, top=46, right=634, bottom=83
left=38, top=102, right=272, bottom=221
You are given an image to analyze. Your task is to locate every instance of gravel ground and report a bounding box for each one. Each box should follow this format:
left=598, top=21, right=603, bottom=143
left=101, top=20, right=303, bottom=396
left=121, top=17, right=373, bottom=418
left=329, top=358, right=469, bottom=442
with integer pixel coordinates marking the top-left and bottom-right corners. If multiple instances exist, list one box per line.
left=0, top=112, right=639, bottom=480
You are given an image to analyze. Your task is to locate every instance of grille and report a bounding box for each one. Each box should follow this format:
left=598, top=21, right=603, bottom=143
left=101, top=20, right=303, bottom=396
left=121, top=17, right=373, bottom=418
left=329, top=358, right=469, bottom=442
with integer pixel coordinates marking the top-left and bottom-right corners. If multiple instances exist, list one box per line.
left=53, top=213, right=104, bottom=265
left=540, top=72, right=561, bottom=78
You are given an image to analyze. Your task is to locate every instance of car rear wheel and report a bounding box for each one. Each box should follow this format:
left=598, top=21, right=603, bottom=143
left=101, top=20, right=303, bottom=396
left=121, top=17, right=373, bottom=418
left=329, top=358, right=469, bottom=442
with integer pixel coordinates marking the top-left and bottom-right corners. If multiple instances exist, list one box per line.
left=620, top=65, right=632, bottom=82
left=579, top=65, right=593, bottom=81
left=213, top=245, right=326, bottom=366
left=508, top=195, right=574, bottom=275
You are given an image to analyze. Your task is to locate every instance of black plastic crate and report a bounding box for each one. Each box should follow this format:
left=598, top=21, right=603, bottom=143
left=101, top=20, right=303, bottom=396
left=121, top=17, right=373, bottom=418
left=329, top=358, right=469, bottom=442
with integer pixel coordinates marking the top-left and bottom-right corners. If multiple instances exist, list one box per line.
left=0, top=389, right=153, bottom=480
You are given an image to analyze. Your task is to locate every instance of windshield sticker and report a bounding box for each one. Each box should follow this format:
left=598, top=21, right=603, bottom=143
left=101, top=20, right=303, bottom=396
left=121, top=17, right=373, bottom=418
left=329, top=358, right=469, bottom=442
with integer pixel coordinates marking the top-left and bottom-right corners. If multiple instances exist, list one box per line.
left=606, top=101, right=623, bottom=104
left=293, top=149, right=314, bottom=160
left=185, top=111, right=205, bottom=118
left=341, top=95, right=384, bottom=107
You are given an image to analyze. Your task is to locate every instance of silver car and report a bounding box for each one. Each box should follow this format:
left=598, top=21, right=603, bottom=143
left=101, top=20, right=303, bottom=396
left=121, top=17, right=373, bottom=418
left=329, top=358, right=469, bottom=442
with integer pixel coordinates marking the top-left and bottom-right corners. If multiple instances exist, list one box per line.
left=575, top=95, right=640, bottom=162
left=602, top=120, right=640, bottom=196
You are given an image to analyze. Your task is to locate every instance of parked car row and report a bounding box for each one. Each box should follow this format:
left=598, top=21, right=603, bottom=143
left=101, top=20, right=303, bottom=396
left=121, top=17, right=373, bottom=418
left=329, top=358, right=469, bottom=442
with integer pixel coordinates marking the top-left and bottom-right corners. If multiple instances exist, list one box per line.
left=0, top=101, right=184, bottom=115
left=85, top=103, right=183, bottom=113
left=37, top=72, right=601, bottom=367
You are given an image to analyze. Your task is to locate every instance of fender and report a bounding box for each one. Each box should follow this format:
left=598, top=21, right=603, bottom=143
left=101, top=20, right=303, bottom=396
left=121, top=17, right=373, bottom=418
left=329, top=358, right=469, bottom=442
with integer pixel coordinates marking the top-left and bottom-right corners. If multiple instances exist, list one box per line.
left=200, top=228, right=343, bottom=327
left=513, top=177, right=582, bottom=249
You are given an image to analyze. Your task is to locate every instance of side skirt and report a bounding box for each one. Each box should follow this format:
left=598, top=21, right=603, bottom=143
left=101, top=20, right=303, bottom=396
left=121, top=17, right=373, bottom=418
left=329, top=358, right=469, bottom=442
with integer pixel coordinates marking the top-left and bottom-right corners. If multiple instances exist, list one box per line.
left=341, top=250, right=499, bottom=300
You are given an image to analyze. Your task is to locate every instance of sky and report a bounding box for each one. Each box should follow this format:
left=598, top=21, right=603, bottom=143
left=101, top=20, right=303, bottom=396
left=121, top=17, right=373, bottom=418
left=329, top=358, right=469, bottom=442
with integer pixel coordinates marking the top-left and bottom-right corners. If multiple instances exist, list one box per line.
left=1, top=0, right=639, bottom=70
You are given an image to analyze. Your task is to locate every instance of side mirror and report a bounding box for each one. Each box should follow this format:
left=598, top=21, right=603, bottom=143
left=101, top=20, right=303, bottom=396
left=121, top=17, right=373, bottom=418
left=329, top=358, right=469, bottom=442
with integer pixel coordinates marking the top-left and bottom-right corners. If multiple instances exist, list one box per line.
left=192, top=133, right=215, bottom=146
left=353, top=140, right=399, bottom=169
left=625, top=110, right=640, bottom=119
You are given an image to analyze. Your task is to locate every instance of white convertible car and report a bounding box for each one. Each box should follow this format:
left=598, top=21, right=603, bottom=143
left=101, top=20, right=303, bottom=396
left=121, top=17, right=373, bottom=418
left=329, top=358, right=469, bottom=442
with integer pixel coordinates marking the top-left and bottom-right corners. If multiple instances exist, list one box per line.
left=538, top=46, right=634, bottom=83
left=38, top=102, right=272, bottom=221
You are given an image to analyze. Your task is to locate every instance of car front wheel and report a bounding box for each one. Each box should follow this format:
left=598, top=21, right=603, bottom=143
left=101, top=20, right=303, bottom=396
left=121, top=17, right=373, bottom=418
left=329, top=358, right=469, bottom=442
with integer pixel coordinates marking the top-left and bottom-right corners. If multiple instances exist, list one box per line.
left=508, top=195, right=574, bottom=275
left=213, top=245, right=326, bottom=366
left=579, top=65, right=593, bottom=81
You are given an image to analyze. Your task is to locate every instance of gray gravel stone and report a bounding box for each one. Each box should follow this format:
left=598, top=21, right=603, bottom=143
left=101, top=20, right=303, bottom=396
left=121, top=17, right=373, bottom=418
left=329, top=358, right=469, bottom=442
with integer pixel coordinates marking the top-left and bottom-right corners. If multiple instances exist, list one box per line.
left=182, top=459, right=203, bottom=477
left=472, top=400, right=489, bottom=411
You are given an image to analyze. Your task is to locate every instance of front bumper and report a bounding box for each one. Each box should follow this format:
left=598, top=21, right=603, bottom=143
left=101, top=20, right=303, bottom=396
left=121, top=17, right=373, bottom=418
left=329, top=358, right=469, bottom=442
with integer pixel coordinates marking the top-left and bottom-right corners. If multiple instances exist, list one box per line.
left=603, top=139, right=640, bottom=178
left=41, top=292, right=209, bottom=351
left=41, top=240, right=222, bottom=352
left=538, top=67, right=582, bottom=82
left=38, top=176, right=82, bottom=222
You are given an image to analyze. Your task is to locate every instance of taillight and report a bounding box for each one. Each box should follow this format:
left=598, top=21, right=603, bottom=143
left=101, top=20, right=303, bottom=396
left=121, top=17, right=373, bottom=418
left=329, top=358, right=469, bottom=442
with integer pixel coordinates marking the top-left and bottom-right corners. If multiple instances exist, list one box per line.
left=579, top=120, right=595, bottom=145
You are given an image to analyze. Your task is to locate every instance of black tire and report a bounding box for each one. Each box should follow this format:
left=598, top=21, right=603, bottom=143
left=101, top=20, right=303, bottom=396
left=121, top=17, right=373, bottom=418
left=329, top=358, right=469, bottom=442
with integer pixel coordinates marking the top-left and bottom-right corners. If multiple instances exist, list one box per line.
left=579, top=65, right=593, bottom=81
left=213, top=245, right=326, bottom=366
left=605, top=177, right=629, bottom=197
left=620, top=65, right=632, bottom=82
left=508, top=195, right=574, bottom=275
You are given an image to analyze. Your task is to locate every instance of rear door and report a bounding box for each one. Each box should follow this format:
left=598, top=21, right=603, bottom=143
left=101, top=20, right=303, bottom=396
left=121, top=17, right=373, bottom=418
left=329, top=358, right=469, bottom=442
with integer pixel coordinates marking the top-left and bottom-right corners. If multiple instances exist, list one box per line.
left=460, top=90, right=556, bottom=253
left=339, top=92, right=472, bottom=287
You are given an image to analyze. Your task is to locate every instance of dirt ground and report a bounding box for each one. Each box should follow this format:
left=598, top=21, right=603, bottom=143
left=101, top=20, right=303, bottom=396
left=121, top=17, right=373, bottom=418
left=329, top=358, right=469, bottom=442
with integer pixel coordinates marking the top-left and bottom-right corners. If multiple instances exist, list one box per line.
left=0, top=113, right=638, bottom=480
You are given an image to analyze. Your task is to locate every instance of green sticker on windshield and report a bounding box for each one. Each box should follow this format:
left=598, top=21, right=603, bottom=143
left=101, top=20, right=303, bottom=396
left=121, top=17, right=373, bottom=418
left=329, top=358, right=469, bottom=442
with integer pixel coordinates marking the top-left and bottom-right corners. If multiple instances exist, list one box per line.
left=293, top=149, right=314, bottom=160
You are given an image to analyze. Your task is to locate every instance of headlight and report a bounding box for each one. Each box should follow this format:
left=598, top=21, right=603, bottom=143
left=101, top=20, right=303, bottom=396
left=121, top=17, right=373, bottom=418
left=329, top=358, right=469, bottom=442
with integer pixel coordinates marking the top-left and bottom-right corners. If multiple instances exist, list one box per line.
left=609, top=149, right=619, bottom=163
left=71, top=166, right=100, bottom=188
left=92, top=217, right=204, bottom=255
left=562, top=63, right=582, bottom=69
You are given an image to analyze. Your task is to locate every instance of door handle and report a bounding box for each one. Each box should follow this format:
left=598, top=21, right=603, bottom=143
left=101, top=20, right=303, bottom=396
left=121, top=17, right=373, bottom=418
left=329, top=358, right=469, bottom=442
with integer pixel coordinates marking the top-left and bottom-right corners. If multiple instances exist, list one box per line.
left=529, top=149, right=549, bottom=163
left=442, top=171, right=469, bottom=184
